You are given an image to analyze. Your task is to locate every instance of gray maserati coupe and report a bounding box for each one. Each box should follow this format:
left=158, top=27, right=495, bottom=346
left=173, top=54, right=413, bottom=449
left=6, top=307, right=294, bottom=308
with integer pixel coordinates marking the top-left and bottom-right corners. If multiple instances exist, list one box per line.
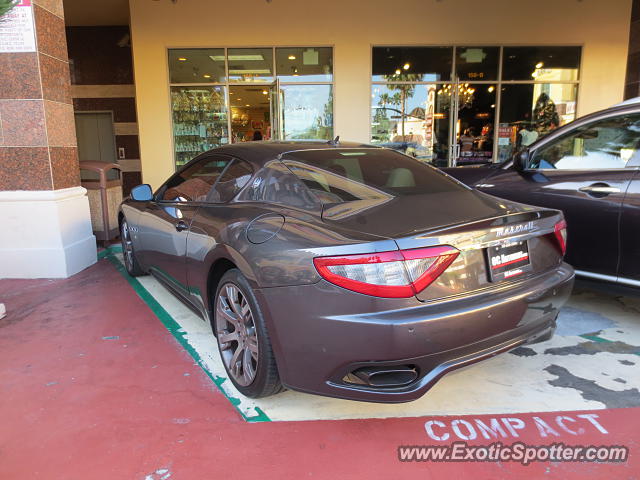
left=118, top=141, right=574, bottom=403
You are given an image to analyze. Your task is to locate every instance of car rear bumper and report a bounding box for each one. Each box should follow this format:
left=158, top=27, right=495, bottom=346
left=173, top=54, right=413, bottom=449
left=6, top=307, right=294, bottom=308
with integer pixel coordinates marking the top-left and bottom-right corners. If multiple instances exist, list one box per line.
left=255, top=263, right=574, bottom=403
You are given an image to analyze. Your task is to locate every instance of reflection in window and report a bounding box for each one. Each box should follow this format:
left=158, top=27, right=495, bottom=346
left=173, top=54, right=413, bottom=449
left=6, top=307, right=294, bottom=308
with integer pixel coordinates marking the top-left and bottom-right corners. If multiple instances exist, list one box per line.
left=371, top=84, right=450, bottom=164
left=372, top=47, right=453, bottom=82
left=502, top=46, right=581, bottom=81
left=281, top=84, right=333, bottom=140
left=208, top=159, right=253, bottom=202
left=530, top=114, right=640, bottom=170
left=497, top=84, right=577, bottom=162
left=162, top=157, right=230, bottom=202
left=276, top=47, right=333, bottom=82
left=455, top=47, right=499, bottom=81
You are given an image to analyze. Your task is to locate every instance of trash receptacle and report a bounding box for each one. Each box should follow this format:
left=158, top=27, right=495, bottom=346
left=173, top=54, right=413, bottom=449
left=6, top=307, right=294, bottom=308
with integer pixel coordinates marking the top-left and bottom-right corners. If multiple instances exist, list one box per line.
left=80, top=162, right=123, bottom=243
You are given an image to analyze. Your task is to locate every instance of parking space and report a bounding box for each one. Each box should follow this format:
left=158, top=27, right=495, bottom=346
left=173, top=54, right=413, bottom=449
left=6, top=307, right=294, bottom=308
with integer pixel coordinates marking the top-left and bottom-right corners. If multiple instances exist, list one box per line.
left=104, top=245, right=640, bottom=423
left=1, top=250, right=639, bottom=479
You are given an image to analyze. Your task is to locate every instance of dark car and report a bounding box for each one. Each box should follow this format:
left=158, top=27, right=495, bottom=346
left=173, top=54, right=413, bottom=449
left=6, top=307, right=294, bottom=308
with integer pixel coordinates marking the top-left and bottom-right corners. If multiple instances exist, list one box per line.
left=443, top=100, right=640, bottom=288
left=119, top=141, right=574, bottom=403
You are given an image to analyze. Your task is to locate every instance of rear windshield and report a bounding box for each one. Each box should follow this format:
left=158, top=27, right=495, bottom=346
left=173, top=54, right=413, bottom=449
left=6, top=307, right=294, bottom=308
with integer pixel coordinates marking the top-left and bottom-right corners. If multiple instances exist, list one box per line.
left=281, top=148, right=464, bottom=204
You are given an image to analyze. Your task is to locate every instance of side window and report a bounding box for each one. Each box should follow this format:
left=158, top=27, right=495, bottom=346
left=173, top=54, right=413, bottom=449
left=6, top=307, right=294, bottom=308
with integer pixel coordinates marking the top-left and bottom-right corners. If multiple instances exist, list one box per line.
left=161, top=155, right=230, bottom=202
left=207, top=159, right=253, bottom=203
left=530, top=114, right=640, bottom=170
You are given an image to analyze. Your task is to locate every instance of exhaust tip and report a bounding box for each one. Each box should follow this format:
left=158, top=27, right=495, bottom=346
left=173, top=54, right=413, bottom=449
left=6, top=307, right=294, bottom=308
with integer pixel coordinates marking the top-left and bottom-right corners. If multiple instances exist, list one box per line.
left=345, top=365, right=418, bottom=388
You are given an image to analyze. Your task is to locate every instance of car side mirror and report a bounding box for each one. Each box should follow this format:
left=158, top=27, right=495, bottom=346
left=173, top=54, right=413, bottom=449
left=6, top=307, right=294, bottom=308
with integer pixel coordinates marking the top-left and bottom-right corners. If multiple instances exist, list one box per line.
left=130, top=184, right=154, bottom=202
left=513, top=150, right=529, bottom=172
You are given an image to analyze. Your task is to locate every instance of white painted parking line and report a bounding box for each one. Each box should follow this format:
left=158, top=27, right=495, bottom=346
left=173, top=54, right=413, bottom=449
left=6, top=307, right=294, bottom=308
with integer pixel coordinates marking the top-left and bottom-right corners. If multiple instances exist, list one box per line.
left=108, top=250, right=640, bottom=422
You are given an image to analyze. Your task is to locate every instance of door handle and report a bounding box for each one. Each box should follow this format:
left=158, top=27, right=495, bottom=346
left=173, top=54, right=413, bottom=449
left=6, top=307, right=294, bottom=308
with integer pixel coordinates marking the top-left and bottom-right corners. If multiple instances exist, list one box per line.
left=175, top=220, right=189, bottom=232
left=578, top=183, right=621, bottom=196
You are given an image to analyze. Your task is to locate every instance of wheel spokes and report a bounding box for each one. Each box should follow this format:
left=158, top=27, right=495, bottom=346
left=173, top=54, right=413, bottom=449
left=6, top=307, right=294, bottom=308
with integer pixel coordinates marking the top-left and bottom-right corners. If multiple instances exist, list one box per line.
left=216, top=282, right=259, bottom=387
left=218, top=330, right=239, bottom=348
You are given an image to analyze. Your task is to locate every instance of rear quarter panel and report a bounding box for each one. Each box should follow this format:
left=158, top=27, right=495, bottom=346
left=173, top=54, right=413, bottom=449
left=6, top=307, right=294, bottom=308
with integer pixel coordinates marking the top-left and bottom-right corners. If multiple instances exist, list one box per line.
left=185, top=203, right=397, bottom=317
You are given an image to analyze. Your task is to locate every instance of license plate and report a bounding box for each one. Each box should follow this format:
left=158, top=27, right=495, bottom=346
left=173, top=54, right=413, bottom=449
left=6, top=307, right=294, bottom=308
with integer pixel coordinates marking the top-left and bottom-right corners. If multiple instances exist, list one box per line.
left=486, top=240, right=531, bottom=282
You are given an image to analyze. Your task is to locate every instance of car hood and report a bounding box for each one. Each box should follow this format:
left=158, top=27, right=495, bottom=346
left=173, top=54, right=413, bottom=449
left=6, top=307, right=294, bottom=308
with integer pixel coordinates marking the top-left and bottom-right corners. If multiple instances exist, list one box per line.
left=321, top=189, right=534, bottom=239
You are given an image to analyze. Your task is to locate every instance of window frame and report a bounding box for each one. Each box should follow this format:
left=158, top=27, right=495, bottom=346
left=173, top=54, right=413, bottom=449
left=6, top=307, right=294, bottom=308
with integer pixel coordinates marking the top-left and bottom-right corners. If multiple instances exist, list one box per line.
left=369, top=45, right=583, bottom=164
left=167, top=46, right=335, bottom=170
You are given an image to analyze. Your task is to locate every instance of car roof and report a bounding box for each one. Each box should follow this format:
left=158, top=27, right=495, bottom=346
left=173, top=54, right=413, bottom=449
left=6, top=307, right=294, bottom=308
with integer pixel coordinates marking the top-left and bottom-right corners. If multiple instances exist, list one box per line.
left=200, top=140, right=379, bottom=166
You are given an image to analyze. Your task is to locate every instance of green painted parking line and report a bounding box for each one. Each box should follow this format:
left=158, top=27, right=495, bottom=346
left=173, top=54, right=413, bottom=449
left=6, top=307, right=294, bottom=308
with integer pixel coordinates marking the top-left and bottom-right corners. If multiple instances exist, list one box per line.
left=580, top=333, right=640, bottom=356
left=101, top=245, right=270, bottom=423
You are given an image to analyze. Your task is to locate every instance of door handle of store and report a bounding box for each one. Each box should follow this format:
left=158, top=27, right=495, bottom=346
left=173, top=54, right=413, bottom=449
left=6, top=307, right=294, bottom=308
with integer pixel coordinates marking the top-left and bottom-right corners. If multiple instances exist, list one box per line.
left=175, top=220, right=189, bottom=232
left=578, top=183, right=621, bottom=196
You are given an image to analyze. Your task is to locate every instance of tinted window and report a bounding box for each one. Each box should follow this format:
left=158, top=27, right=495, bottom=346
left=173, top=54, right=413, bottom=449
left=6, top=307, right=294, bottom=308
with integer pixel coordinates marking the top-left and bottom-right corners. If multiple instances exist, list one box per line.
left=455, top=46, right=499, bottom=81
left=282, top=149, right=465, bottom=203
left=238, top=160, right=322, bottom=211
left=161, top=155, right=230, bottom=202
left=372, top=47, right=453, bottom=82
left=208, top=159, right=253, bottom=203
left=502, top=47, right=581, bottom=81
left=530, top=114, right=640, bottom=170
left=168, top=48, right=226, bottom=84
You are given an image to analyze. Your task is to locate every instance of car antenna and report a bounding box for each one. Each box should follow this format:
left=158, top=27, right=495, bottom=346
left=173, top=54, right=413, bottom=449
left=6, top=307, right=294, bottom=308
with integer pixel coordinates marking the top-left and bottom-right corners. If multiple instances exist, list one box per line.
left=328, top=135, right=340, bottom=146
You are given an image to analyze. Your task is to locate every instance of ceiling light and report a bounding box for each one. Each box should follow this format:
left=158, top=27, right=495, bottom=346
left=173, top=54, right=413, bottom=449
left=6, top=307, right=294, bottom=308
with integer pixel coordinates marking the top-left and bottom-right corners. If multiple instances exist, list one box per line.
left=488, top=86, right=495, bottom=93
left=177, top=57, right=187, bottom=61
left=210, top=54, right=265, bottom=61
left=245, top=104, right=250, bottom=107
left=403, top=63, right=410, bottom=70
left=535, top=62, right=544, bottom=69
left=203, top=74, right=211, bottom=78
left=288, top=55, right=296, bottom=60
left=395, top=69, right=401, bottom=75
left=262, top=90, right=268, bottom=95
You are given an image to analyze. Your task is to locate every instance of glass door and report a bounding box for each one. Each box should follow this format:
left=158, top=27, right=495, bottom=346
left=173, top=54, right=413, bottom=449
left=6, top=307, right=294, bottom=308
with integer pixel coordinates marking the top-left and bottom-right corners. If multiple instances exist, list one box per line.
left=371, top=83, right=452, bottom=166
left=449, top=79, right=497, bottom=166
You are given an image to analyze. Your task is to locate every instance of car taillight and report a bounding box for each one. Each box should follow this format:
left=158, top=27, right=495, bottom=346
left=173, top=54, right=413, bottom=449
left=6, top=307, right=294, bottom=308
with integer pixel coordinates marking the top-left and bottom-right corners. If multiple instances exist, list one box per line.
left=313, top=246, right=459, bottom=298
left=554, top=219, right=568, bottom=255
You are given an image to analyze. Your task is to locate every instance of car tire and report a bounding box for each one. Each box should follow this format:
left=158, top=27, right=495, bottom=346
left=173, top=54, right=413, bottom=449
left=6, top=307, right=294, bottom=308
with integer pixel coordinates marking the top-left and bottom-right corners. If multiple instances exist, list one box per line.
left=213, top=269, right=283, bottom=398
left=120, top=218, right=145, bottom=277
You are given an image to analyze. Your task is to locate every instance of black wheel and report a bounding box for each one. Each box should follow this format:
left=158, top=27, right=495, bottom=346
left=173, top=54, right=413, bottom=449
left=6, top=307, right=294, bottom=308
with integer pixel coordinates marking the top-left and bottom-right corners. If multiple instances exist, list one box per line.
left=213, top=269, right=283, bottom=398
left=120, top=218, right=145, bottom=277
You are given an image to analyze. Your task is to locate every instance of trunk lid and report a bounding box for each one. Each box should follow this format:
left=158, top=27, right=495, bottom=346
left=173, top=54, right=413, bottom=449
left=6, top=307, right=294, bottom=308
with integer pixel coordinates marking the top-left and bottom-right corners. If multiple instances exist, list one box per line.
left=322, top=190, right=564, bottom=302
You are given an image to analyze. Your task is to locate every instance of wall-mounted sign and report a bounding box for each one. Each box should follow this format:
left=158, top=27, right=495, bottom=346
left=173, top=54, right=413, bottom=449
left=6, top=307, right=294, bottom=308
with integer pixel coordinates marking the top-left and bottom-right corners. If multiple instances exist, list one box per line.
left=0, top=0, right=36, bottom=53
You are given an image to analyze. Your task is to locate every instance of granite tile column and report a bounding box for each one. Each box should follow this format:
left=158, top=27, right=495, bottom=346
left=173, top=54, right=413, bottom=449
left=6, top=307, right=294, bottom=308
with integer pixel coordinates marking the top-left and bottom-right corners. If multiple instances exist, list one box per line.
left=0, top=0, right=96, bottom=278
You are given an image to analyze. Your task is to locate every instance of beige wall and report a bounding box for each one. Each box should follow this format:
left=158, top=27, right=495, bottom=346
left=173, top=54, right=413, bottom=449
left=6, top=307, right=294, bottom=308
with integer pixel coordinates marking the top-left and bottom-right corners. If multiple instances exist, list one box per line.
left=129, top=0, right=632, bottom=189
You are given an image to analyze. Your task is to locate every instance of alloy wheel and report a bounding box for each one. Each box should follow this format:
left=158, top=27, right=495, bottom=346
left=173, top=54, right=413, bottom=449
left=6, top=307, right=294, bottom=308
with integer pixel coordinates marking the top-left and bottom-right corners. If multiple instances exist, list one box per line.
left=121, top=220, right=134, bottom=271
left=216, top=283, right=259, bottom=387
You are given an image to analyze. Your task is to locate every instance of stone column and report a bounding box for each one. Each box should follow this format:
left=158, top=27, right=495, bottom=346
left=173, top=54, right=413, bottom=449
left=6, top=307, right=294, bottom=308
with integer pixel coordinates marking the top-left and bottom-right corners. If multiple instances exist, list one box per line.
left=0, top=0, right=96, bottom=278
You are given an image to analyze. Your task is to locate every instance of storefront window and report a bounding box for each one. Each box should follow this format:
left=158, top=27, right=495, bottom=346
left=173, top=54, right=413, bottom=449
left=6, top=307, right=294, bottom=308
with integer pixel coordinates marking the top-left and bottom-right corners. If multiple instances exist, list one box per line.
left=371, top=45, right=581, bottom=166
left=455, top=46, right=499, bottom=82
left=169, top=47, right=334, bottom=169
left=497, top=83, right=577, bottom=162
left=227, top=48, right=274, bottom=83
left=281, top=84, right=333, bottom=140
left=372, top=47, right=453, bottom=82
left=171, top=86, right=229, bottom=167
left=169, top=49, right=226, bottom=84
left=371, top=84, right=450, bottom=164
left=276, top=47, right=333, bottom=82
left=502, top=46, right=581, bottom=81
